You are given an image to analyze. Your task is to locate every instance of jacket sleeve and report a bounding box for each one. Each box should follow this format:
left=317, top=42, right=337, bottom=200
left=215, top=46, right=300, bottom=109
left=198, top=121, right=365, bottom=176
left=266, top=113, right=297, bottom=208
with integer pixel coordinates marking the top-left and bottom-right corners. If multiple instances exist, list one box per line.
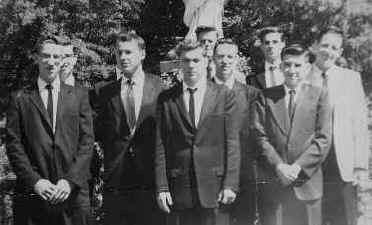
left=252, top=93, right=284, bottom=167
left=155, top=93, right=170, bottom=193
left=223, top=89, right=240, bottom=192
left=295, top=87, right=332, bottom=177
left=63, top=89, right=95, bottom=189
left=6, top=93, right=42, bottom=189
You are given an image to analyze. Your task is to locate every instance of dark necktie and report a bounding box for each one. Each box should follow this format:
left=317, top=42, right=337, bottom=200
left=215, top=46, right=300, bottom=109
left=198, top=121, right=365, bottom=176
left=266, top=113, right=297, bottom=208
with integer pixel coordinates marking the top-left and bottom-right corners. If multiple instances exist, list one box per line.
left=45, top=84, right=53, bottom=128
left=125, top=79, right=136, bottom=131
left=288, top=89, right=296, bottom=121
left=322, top=72, right=328, bottom=87
left=187, top=88, right=197, bottom=128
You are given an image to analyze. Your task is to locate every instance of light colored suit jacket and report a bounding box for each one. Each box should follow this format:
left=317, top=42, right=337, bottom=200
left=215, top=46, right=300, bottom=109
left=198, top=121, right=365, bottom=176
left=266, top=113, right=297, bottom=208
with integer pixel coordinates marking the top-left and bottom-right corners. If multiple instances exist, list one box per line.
left=306, top=65, right=370, bottom=182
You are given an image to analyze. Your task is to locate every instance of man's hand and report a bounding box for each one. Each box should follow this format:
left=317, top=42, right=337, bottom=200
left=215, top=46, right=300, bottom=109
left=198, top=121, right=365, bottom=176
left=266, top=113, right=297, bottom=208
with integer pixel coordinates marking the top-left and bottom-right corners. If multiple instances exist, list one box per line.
left=157, top=192, right=173, bottom=213
left=50, top=179, right=72, bottom=204
left=276, top=163, right=297, bottom=186
left=217, top=189, right=236, bottom=204
left=34, top=179, right=57, bottom=201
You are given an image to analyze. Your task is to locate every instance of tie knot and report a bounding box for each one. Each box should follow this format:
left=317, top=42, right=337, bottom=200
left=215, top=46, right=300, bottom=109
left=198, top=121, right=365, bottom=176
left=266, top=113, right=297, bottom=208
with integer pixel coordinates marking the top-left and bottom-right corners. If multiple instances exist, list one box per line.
left=126, top=79, right=134, bottom=86
left=289, top=89, right=296, bottom=95
left=187, top=87, right=197, bottom=94
left=269, top=65, right=277, bottom=71
left=45, top=84, right=53, bottom=90
left=322, top=72, right=328, bottom=79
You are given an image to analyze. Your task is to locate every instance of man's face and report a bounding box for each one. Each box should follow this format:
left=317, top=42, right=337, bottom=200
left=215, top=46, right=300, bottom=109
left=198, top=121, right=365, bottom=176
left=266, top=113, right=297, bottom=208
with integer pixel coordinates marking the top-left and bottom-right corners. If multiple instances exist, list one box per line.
left=260, top=32, right=285, bottom=62
left=198, top=31, right=218, bottom=57
left=180, top=47, right=208, bottom=87
left=115, top=40, right=145, bottom=77
left=36, top=43, right=63, bottom=83
left=281, top=54, right=310, bottom=89
left=213, top=44, right=239, bottom=82
left=313, top=32, right=343, bottom=70
left=60, top=45, right=77, bottom=81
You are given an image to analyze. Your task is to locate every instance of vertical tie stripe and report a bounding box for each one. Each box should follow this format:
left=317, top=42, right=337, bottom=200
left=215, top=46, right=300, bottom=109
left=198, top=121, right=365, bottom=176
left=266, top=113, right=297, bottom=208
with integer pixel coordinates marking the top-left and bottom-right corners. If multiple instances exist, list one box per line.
left=187, top=87, right=197, bottom=129
left=45, top=84, right=53, bottom=129
left=288, top=89, right=296, bottom=122
left=125, top=79, right=136, bottom=131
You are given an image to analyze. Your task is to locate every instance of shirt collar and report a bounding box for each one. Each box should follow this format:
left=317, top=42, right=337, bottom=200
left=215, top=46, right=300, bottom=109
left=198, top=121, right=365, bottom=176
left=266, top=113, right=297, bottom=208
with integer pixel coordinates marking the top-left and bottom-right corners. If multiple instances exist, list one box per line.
left=37, top=75, right=61, bottom=91
left=283, top=83, right=301, bottom=95
left=183, top=76, right=207, bottom=93
left=214, top=75, right=235, bottom=89
left=118, top=66, right=145, bottom=86
left=265, top=60, right=281, bottom=71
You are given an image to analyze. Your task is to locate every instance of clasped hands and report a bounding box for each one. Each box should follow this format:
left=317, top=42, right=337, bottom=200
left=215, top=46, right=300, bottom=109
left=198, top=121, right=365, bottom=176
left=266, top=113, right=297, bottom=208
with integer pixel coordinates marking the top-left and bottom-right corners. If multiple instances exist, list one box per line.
left=34, top=179, right=71, bottom=204
left=157, top=189, right=236, bottom=213
left=276, top=163, right=302, bottom=186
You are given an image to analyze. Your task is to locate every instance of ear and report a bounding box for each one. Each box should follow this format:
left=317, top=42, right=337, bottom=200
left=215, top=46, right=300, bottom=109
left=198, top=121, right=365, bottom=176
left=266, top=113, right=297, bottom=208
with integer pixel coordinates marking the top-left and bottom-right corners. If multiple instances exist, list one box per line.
left=140, top=49, right=146, bottom=61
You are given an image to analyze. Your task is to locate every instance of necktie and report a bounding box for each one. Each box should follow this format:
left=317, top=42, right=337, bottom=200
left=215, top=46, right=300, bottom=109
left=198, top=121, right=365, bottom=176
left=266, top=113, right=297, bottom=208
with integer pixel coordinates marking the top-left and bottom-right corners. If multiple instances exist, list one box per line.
left=187, top=88, right=197, bottom=128
left=45, top=84, right=53, bottom=128
left=322, top=72, right=328, bottom=87
left=288, top=89, right=296, bottom=121
left=125, top=79, right=136, bottom=131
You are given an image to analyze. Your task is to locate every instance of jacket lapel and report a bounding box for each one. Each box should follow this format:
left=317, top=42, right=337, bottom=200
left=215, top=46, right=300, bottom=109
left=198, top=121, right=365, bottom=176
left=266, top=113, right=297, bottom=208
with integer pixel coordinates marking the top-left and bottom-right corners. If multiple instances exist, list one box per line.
left=28, top=84, right=53, bottom=134
left=109, top=80, right=130, bottom=133
left=198, top=82, right=217, bottom=129
left=267, top=85, right=290, bottom=134
left=55, top=83, right=74, bottom=136
left=290, top=85, right=314, bottom=132
left=136, top=74, right=155, bottom=126
left=256, top=72, right=266, bottom=89
left=173, top=84, right=194, bottom=130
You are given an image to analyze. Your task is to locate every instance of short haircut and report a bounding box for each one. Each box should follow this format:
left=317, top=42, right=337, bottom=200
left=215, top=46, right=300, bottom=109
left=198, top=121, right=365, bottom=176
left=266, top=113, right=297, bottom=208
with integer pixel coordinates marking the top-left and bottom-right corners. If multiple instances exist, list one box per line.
left=280, top=43, right=309, bottom=60
left=175, top=40, right=203, bottom=57
left=258, top=26, right=285, bottom=42
left=195, top=26, right=218, bottom=39
left=34, top=35, right=71, bottom=54
left=213, top=38, right=239, bottom=54
left=316, top=26, right=344, bottom=43
left=114, top=30, right=146, bottom=51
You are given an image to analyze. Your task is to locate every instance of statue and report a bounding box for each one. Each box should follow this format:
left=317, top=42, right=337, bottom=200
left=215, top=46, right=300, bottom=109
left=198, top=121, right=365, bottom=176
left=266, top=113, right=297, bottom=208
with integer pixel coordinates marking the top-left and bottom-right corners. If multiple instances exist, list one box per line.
left=183, top=0, right=227, bottom=40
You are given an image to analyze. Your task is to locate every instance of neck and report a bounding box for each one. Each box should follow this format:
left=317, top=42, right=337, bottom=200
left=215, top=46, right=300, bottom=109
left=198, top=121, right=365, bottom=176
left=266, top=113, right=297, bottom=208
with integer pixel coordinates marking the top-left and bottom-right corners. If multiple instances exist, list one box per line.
left=266, top=58, right=280, bottom=65
left=315, top=60, right=333, bottom=73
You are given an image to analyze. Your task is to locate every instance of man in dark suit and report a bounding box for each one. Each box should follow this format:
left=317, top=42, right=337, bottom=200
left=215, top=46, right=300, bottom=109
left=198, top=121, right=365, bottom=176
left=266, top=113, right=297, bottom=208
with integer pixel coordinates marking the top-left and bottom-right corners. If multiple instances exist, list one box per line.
left=247, top=26, right=286, bottom=89
left=155, top=40, right=240, bottom=225
left=252, top=44, right=332, bottom=225
left=6, top=37, right=94, bottom=225
left=91, top=31, right=164, bottom=225
left=212, top=38, right=260, bottom=225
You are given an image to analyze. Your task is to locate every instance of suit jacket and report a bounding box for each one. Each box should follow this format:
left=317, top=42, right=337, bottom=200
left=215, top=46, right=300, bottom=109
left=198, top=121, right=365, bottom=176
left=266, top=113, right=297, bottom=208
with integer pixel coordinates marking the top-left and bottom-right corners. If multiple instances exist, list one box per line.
left=252, top=84, right=331, bottom=200
left=92, top=73, right=163, bottom=191
left=246, top=71, right=266, bottom=90
left=212, top=79, right=260, bottom=188
left=6, top=82, right=94, bottom=217
left=305, top=65, right=370, bottom=182
left=155, top=81, right=240, bottom=209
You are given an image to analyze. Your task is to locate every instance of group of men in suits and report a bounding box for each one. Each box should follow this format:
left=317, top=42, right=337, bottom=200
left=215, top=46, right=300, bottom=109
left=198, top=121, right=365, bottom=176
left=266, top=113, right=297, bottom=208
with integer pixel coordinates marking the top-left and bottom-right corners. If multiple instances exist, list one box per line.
left=5, top=25, right=370, bottom=225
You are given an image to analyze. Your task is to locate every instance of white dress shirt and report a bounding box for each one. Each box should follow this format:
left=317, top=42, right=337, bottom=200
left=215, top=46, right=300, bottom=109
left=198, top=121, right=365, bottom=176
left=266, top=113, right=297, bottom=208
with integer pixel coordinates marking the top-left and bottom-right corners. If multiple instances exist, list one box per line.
left=265, top=61, right=284, bottom=87
left=118, top=67, right=145, bottom=122
left=37, top=76, right=60, bottom=133
left=183, top=77, right=207, bottom=127
left=214, top=75, right=235, bottom=90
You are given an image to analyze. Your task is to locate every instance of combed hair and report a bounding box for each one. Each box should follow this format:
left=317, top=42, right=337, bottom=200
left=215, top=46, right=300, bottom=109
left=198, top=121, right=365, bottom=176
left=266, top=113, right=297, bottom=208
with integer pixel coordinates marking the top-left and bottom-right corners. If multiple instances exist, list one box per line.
left=34, top=35, right=71, bottom=53
left=114, top=30, right=146, bottom=50
left=316, top=26, right=344, bottom=42
left=175, top=39, right=203, bottom=57
left=214, top=38, right=239, bottom=53
left=258, top=26, right=285, bottom=42
left=280, top=43, right=309, bottom=60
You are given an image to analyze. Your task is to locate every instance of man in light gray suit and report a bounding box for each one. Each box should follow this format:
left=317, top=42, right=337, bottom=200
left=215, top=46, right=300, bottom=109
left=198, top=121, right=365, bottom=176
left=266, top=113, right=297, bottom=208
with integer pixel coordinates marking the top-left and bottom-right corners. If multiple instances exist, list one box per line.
left=306, top=27, right=370, bottom=225
left=253, top=44, right=332, bottom=225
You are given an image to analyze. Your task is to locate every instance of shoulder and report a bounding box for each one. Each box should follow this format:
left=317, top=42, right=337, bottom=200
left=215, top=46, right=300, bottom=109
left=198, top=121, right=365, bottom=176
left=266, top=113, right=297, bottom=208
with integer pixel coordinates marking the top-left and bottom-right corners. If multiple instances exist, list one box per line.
left=334, top=66, right=360, bottom=78
left=158, top=82, right=181, bottom=103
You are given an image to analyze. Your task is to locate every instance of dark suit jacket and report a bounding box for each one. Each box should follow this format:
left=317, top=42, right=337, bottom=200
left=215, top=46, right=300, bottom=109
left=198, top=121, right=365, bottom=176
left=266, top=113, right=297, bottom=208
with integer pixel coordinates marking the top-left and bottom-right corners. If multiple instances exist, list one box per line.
left=6, top=81, right=94, bottom=222
left=252, top=84, right=331, bottom=201
left=92, top=73, right=163, bottom=191
left=246, top=71, right=266, bottom=90
left=155, top=81, right=240, bottom=209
